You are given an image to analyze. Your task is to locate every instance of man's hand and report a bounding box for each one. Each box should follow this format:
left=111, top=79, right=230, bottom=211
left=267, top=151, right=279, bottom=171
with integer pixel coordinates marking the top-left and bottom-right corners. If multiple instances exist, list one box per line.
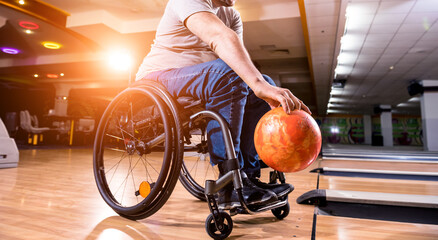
left=252, top=81, right=311, bottom=115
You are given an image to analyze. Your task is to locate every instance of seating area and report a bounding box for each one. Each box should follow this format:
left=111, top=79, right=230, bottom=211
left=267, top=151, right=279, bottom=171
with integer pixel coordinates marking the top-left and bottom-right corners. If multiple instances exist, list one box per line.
left=19, top=110, right=51, bottom=145
left=17, top=110, right=95, bottom=147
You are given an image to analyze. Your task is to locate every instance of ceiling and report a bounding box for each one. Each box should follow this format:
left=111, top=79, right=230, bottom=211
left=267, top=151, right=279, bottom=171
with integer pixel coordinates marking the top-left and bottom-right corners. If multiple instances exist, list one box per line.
left=1, top=0, right=437, bottom=116
left=306, top=0, right=438, bottom=116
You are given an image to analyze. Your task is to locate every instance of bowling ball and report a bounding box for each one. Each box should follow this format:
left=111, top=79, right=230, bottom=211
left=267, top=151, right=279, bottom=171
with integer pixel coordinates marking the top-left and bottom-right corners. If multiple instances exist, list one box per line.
left=254, top=108, right=321, bottom=173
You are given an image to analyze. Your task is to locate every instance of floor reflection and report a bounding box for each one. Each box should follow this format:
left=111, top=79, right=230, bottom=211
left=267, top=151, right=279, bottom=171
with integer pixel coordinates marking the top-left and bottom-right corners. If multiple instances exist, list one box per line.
left=86, top=216, right=164, bottom=240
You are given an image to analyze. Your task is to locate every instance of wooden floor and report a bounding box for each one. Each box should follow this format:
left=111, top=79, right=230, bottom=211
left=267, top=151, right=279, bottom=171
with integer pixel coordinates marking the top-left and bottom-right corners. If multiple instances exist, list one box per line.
left=0, top=148, right=437, bottom=239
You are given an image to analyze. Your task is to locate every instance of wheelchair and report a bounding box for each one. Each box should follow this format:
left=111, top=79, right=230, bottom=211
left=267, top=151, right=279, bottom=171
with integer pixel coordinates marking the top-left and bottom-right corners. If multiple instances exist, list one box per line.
left=93, top=82, right=291, bottom=239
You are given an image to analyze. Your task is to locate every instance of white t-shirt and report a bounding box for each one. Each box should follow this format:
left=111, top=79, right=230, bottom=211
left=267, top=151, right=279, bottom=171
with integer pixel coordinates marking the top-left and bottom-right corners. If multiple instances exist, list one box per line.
left=135, top=0, right=242, bottom=80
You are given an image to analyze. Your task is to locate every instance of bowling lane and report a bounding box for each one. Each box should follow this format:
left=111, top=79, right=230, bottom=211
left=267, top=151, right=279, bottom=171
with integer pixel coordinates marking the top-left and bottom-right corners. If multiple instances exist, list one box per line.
left=312, top=159, right=438, bottom=239
left=321, top=144, right=438, bottom=162
left=318, top=170, right=438, bottom=196
left=316, top=215, right=438, bottom=240
left=319, top=159, right=438, bottom=172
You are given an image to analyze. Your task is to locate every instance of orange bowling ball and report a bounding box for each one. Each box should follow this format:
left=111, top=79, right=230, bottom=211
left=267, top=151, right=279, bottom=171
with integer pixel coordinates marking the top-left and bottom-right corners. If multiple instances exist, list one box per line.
left=254, top=108, right=321, bottom=173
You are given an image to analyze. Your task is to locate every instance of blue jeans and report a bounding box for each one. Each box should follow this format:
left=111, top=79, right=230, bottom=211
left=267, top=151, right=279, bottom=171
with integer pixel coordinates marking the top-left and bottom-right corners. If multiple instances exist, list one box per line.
left=140, top=59, right=274, bottom=178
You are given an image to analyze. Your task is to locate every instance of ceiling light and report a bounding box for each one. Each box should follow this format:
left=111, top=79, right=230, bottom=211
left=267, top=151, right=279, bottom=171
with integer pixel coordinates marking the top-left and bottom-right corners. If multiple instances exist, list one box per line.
left=408, top=97, right=421, bottom=102
left=335, top=65, right=351, bottom=75
left=345, top=5, right=362, bottom=18
left=33, top=74, right=39, bottom=78
left=340, top=35, right=363, bottom=51
left=327, top=109, right=344, bottom=114
left=329, top=97, right=347, bottom=103
left=337, top=52, right=357, bottom=65
left=19, top=21, right=39, bottom=30
left=18, top=0, right=25, bottom=5
left=47, top=74, right=59, bottom=79
left=60, top=73, right=64, bottom=77
left=330, top=88, right=343, bottom=95
left=25, top=29, right=32, bottom=34
left=1, top=47, right=20, bottom=54
left=328, top=103, right=336, bottom=108
left=396, top=103, right=411, bottom=107
left=42, top=41, right=61, bottom=49
left=389, top=66, right=394, bottom=70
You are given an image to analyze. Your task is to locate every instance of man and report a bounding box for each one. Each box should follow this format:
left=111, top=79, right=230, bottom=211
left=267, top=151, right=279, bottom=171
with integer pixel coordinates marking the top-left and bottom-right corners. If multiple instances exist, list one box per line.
left=136, top=0, right=311, bottom=209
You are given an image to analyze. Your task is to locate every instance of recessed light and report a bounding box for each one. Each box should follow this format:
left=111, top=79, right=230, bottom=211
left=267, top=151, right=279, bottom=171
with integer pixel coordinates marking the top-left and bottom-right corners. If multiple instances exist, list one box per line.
left=1, top=47, right=20, bottom=54
left=25, top=29, right=32, bottom=34
left=42, top=41, right=61, bottom=49
left=47, top=74, right=59, bottom=79
left=18, top=0, right=25, bottom=5
left=60, top=73, right=64, bottom=77
left=389, top=66, right=394, bottom=70
left=34, top=74, right=39, bottom=78
left=19, top=21, right=39, bottom=30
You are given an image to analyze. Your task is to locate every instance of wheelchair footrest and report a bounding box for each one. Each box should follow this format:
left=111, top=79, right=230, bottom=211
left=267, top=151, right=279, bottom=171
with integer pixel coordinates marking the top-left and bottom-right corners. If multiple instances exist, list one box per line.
left=229, top=198, right=289, bottom=216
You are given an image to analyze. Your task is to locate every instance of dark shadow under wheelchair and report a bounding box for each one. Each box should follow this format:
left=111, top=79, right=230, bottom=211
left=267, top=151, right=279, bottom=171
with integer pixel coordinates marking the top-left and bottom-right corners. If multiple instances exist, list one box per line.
left=93, top=82, right=291, bottom=239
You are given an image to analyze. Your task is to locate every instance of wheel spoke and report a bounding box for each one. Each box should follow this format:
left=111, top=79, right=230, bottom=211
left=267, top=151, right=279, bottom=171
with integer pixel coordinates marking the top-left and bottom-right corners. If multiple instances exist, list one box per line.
left=113, top=155, right=142, bottom=197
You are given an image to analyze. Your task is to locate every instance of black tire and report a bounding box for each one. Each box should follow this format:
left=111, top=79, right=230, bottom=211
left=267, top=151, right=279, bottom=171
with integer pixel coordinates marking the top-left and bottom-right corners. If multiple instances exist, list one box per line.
left=205, top=212, right=233, bottom=240
left=179, top=122, right=219, bottom=201
left=93, top=87, right=183, bottom=219
left=272, top=202, right=290, bottom=220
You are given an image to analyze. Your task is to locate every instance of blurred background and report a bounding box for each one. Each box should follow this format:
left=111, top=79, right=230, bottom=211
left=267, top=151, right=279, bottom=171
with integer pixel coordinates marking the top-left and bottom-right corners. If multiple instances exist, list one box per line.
left=1, top=0, right=437, bottom=150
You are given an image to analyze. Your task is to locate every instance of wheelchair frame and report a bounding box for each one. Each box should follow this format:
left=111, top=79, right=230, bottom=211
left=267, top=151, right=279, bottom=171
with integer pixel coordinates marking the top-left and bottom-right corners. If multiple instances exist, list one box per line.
left=93, top=83, right=290, bottom=239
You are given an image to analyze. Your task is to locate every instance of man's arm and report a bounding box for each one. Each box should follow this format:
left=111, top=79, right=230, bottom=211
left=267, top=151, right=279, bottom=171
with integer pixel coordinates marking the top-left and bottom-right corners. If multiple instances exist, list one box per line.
left=185, top=11, right=310, bottom=114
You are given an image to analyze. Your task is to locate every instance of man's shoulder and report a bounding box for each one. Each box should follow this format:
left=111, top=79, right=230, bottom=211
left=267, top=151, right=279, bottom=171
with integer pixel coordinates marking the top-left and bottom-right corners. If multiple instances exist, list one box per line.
left=170, top=0, right=214, bottom=8
left=168, top=0, right=216, bottom=21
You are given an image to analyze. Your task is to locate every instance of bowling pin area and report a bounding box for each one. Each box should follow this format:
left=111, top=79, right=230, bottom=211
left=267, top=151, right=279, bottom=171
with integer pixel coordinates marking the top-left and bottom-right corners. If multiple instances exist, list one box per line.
left=1, top=144, right=437, bottom=239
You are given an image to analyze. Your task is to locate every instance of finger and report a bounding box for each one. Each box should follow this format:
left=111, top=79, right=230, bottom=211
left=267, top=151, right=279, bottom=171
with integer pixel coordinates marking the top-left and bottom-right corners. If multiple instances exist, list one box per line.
left=293, top=98, right=302, bottom=110
left=279, top=94, right=291, bottom=114
left=284, top=90, right=301, bottom=111
left=302, top=103, right=312, bottom=115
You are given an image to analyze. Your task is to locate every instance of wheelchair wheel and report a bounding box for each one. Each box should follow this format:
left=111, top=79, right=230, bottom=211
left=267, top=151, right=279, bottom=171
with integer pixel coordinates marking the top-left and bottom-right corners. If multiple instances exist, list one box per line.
left=272, top=202, right=290, bottom=220
left=205, top=212, right=233, bottom=240
left=179, top=120, right=219, bottom=201
left=93, top=87, right=183, bottom=219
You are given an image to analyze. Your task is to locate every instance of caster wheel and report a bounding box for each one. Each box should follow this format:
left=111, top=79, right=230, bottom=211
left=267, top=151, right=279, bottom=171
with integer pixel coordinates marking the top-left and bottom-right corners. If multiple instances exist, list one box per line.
left=205, top=212, right=233, bottom=239
left=272, top=202, right=290, bottom=220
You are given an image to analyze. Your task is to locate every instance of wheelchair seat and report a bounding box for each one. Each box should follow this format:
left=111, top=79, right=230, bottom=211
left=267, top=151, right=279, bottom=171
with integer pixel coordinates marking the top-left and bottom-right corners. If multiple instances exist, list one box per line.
left=176, top=96, right=203, bottom=109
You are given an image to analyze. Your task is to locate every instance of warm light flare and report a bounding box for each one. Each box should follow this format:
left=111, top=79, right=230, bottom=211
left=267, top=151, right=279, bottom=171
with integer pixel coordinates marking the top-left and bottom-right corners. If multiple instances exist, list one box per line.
left=107, top=49, right=132, bottom=71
